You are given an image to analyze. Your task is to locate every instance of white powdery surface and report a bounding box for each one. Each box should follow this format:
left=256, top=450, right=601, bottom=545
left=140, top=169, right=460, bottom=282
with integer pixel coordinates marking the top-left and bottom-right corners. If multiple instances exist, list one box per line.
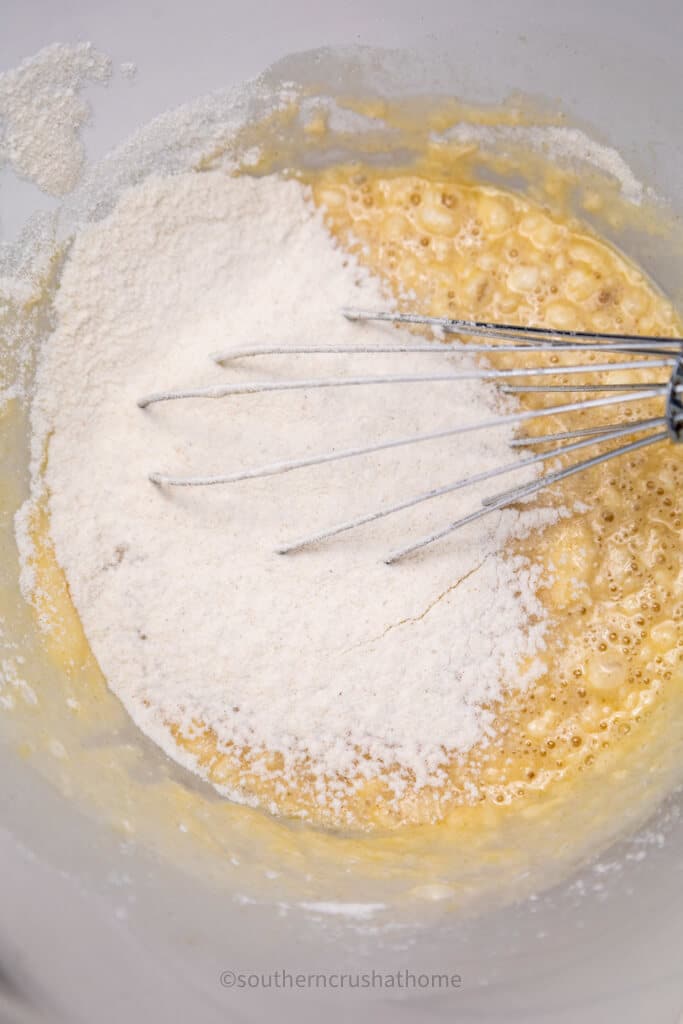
left=20, top=172, right=550, bottom=808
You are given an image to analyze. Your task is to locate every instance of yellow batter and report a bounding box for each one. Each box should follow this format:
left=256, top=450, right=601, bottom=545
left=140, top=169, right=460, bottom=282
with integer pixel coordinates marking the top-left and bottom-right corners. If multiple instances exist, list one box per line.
left=21, top=166, right=682, bottom=835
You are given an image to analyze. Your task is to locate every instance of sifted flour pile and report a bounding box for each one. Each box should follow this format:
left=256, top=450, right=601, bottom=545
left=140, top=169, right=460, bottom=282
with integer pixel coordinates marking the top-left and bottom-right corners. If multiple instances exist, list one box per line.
left=18, top=172, right=550, bottom=821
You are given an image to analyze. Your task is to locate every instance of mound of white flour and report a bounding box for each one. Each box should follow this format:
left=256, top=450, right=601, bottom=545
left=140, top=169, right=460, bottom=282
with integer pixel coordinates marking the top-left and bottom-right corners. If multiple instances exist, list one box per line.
left=18, top=172, right=549, bottom=811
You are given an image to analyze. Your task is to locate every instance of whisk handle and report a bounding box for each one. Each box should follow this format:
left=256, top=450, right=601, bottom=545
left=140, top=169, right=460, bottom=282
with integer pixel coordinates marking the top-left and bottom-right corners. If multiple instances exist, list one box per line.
left=665, top=356, right=683, bottom=442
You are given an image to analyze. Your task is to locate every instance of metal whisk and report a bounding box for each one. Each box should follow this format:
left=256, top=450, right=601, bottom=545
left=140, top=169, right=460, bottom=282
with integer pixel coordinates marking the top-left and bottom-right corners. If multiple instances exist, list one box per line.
left=138, top=310, right=683, bottom=563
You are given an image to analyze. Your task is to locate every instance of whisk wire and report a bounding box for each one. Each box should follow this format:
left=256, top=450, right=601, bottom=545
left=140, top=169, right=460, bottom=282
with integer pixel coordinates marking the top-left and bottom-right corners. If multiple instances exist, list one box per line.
left=343, top=308, right=683, bottom=351
left=275, top=418, right=667, bottom=556
left=137, top=360, right=675, bottom=409
left=148, top=390, right=662, bottom=487
left=386, top=431, right=668, bottom=564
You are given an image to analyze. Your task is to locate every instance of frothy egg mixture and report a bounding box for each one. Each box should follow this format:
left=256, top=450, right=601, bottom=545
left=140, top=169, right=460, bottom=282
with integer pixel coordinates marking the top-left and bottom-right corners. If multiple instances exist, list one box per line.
left=17, top=163, right=682, bottom=838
